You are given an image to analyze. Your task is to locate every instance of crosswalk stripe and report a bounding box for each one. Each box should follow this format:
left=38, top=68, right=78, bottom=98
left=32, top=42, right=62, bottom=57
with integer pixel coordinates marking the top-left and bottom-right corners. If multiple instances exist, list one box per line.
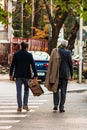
left=0, top=106, right=39, bottom=108
left=0, top=110, right=21, bottom=112
left=0, top=102, right=43, bottom=105
left=29, top=100, right=47, bottom=102
left=0, top=103, right=17, bottom=105
left=0, top=95, right=47, bottom=129
left=0, top=115, right=27, bottom=117
left=28, top=102, right=43, bottom=104
left=0, top=120, right=20, bottom=123
left=0, top=109, right=35, bottom=112
left=0, top=126, right=12, bottom=129
left=29, top=109, right=35, bottom=112
left=0, top=99, right=47, bottom=102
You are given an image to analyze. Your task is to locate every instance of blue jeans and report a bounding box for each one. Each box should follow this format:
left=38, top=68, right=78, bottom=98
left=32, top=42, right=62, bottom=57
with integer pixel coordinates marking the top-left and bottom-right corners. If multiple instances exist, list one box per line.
left=16, top=78, right=29, bottom=108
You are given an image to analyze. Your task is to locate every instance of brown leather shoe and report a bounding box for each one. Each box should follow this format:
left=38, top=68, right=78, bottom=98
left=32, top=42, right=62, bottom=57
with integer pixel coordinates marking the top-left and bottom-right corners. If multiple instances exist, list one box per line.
left=23, top=105, right=29, bottom=111
left=17, top=108, right=22, bottom=112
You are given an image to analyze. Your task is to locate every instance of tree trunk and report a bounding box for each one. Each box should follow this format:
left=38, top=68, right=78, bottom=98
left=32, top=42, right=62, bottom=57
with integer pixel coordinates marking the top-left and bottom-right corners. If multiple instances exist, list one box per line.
left=48, top=16, right=68, bottom=54
left=48, top=27, right=59, bottom=54
left=43, top=0, right=68, bottom=54
left=33, top=0, right=40, bottom=35
left=68, top=20, right=79, bottom=51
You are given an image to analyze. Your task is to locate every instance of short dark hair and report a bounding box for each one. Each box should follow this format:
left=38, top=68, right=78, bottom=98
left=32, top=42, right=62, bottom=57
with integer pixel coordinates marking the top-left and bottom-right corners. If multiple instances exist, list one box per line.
left=21, top=42, right=28, bottom=50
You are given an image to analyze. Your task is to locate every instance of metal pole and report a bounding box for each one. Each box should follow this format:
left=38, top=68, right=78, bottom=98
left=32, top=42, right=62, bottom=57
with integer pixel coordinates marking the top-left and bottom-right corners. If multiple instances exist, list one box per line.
left=49, top=0, right=53, bottom=39
left=32, top=0, right=34, bottom=36
left=21, top=1, right=23, bottom=37
left=8, top=0, right=12, bottom=42
left=79, top=16, right=83, bottom=83
left=50, top=0, right=53, bottom=16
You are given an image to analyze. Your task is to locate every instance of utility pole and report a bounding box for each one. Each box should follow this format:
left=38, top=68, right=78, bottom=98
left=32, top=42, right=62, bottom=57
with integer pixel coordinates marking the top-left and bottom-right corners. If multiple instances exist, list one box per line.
left=8, top=0, right=12, bottom=42
left=79, top=16, right=83, bottom=83
left=48, top=0, right=53, bottom=39
left=32, top=0, right=34, bottom=36
left=50, top=0, right=53, bottom=16
left=21, top=1, right=23, bottom=37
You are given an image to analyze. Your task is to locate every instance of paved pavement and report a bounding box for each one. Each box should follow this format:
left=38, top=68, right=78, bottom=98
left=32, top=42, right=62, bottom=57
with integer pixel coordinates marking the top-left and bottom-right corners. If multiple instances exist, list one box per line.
left=0, top=74, right=87, bottom=130
left=0, top=74, right=87, bottom=93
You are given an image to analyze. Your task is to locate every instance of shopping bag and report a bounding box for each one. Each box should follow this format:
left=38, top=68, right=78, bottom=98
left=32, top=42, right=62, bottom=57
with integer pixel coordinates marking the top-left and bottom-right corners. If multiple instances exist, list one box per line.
left=28, top=79, right=44, bottom=96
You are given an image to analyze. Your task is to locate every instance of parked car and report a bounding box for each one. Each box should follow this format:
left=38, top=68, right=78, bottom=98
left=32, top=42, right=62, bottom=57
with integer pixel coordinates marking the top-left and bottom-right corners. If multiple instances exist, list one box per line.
left=72, top=55, right=79, bottom=79
left=29, top=51, right=50, bottom=82
left=72, top=55, right=79, bottom=70
left=72, top=55, right=87, bottom=79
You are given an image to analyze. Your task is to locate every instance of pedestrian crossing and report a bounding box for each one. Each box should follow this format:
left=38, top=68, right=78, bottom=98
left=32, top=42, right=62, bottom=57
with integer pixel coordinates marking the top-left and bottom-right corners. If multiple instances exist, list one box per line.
left=0, top=96, right=47, bottom=130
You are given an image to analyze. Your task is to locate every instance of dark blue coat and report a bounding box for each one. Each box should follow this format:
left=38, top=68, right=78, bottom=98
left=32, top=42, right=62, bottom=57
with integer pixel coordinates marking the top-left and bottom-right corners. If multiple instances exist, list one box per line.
left=59, top=47, right=73, bottom=79
left=9, top=49, right=37, bottom=79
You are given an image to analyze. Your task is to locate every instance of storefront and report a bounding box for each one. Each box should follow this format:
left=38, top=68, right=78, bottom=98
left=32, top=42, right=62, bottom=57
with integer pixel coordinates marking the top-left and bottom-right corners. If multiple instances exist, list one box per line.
left=8, top=37, right=48, bottom=65
left=0, top=40, right=10, bottom=65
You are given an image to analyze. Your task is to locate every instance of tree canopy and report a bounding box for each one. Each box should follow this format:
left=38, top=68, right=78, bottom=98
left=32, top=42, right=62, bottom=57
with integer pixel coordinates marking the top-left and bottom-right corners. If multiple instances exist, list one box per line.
left=1, top=0, right=87, bottom=54
left=42, top=0, right=87, bottom=53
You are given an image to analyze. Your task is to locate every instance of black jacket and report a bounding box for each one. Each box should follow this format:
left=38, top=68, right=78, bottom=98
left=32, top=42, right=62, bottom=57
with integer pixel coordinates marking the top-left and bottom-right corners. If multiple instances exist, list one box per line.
left=59, top=47, right=73, bottom=79
left=9, top=49, right=37, bottom=79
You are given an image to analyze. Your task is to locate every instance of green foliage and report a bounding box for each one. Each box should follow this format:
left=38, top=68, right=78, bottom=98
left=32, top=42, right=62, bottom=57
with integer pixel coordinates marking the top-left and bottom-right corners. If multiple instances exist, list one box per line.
left=47, top=0, right=87, bottom=21
left=12, top=0, right=32, bottom=38
left=25, top=4, right=32, bottom=14
left=0, top=6, right=8, bottom=24
left=64, top=15, right=75, bottom=39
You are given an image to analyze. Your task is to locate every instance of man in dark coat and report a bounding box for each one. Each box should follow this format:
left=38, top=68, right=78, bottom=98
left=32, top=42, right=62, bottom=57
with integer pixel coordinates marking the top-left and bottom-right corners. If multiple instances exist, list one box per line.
left=53, top=40, right=73, bottom=112
left=9, top=42, right=37, bottom=112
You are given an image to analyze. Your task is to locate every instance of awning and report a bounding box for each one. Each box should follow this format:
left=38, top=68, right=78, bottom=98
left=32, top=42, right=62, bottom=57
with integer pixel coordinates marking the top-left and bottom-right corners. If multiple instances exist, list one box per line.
left=0, top=40, right=10, bottom=43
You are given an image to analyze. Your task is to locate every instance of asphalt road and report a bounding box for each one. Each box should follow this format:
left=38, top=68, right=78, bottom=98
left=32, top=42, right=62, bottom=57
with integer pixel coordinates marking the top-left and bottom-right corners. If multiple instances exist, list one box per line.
left=0, top=80, right=87, bottom=130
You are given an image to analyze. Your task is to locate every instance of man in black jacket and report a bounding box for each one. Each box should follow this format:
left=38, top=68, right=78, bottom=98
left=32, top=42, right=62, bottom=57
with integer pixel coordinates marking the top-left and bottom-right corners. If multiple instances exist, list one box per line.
left=9, top=42, right=37, bottom=112
left=53, top=40, right=73, bottom=112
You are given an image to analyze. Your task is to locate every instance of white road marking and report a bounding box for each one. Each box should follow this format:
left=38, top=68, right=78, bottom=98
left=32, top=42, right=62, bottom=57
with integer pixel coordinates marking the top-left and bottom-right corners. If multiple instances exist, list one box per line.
left=29, top=109, right=35, bottom=112
left=29, top=102, right=43, bottom=105
left=0, top=103, right=17, bottom=105
left=0, top=102, right=43, bottom=105
left=0, top=100, right=47, bottom=106
left=0, top=109, right=35, bottom=113
left=29, top=106, right=39, bottom=108
left=0, top=106, right=39, bottom=108
left=0, top=110, right=20, bottom=112
left=0, top=115, right=27, bottom=117
left=29, top=100, right=47, bottom=102
left=0, top=126, right=12, bottom=129
left=0, top=99, right=47, bottom=102
left=0, top=120, right=20, bottom=123
left=0, top=96, right=47, bottom=130
left=0, top=106, right=18, bottom=108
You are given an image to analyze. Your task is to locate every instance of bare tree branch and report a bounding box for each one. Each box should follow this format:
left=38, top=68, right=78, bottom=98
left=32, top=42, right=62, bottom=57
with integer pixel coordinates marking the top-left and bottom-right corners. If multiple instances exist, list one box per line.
left=43, top=0, right=54, bottom=27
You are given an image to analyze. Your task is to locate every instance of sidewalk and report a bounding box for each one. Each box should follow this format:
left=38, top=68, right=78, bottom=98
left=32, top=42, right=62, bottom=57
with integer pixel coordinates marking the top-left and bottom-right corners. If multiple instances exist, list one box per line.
left=67, top=80, right=87, bottom=92
left=0, top=74, right=87, bottom=93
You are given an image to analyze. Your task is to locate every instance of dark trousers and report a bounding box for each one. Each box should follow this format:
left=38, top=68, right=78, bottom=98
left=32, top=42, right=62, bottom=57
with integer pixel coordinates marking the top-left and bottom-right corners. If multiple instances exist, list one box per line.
left=53, top=78, right=68, bottom=110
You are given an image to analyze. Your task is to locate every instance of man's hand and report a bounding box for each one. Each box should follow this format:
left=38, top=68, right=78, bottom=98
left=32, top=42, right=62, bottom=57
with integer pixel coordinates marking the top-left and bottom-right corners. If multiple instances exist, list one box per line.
left=34, top=77, right=38, bottom=80
left=9, top=76, right=14, bottom=81
left=69, top=77, right=74, bottom=81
